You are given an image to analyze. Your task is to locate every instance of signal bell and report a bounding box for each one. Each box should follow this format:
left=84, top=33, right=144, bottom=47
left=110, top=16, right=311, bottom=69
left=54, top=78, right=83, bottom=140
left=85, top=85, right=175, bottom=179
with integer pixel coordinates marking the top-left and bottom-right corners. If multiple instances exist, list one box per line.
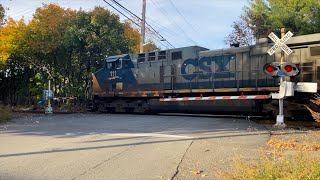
left=263, top=62, right=299, bottom=77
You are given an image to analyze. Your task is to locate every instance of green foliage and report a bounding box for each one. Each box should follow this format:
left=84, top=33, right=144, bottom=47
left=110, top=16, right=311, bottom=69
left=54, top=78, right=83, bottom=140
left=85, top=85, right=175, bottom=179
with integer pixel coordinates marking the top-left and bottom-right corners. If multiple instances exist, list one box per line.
left=268, top=0, right=320, bottom=35
left=0, top=3, right=4, bottom=26
left=226, top=0, right=320, bottom=45
left=124, top=21, right=141, bottom=53
left=143, top=40, right=160, bottom=52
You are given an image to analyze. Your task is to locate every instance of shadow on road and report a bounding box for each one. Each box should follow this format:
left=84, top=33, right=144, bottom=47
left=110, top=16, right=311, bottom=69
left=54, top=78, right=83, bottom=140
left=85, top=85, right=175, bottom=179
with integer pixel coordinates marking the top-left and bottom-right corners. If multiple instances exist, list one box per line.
left=0, top=131, right=269, bottom=158
left=0, top=113, right=270, bottom=158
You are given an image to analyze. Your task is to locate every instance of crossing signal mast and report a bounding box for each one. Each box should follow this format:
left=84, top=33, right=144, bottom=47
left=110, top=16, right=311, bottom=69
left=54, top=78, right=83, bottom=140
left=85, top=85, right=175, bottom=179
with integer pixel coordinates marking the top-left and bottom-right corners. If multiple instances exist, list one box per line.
left=264, top=29, right=317, bottom=127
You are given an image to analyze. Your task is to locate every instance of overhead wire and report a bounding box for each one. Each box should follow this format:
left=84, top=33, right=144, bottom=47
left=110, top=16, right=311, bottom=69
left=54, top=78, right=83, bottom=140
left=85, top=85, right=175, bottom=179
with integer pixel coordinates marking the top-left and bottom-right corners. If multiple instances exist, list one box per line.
left=102, top=0, right=141, bottom=27
left=102, top=0, right=172, bottom=49
left=150, top=0, right=199, bottom=46
left=166, top=0, right=209, bottom=47
left=6, top=8, right=35, bottom=20
left=112, top=0, right=175, bottom=48
left=146, top=17, right=191, bottom=47
left=108, top=0, right=175, bottom=48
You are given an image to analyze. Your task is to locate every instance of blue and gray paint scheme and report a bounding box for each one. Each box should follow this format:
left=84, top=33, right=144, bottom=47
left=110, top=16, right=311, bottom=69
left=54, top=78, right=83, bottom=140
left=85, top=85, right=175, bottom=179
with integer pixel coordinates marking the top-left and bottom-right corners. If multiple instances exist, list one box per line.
left=93, top=33, right=320, bottom=97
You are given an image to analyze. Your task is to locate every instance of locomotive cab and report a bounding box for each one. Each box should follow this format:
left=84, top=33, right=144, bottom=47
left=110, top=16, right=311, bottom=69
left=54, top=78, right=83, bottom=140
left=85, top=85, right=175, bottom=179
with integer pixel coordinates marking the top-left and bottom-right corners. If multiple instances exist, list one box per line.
left=100, top=54, right=135, bottom=95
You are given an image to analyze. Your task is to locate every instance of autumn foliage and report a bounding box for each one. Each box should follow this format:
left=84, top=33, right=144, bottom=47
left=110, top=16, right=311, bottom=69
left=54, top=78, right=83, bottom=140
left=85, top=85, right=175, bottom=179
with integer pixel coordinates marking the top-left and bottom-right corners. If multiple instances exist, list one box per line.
left=0, top=4, right=154, bottom=105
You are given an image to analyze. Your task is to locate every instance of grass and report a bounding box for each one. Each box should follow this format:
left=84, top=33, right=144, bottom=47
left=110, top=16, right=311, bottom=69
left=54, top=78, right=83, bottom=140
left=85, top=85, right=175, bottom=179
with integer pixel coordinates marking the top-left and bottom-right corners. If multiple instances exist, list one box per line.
left=217, top=130, right=320, bottom=180
left=0, top=105, right=11, bottom=123
left=217, top=152, right=320, bottom=180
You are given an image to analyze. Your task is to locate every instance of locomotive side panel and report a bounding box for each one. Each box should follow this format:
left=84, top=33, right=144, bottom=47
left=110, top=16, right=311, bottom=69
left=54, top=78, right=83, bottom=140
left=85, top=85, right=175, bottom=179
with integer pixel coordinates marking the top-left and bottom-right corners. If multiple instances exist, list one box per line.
left=135, top=46, right=205, bottom=91
left=167, top=46, right=204, bottom=90
left=91, top=33, right=320, bottom=115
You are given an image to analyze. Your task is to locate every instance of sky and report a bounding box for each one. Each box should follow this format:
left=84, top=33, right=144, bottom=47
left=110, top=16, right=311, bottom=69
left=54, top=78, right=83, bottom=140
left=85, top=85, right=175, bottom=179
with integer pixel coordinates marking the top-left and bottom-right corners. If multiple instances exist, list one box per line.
left=1, top=0, right=248, bottom=50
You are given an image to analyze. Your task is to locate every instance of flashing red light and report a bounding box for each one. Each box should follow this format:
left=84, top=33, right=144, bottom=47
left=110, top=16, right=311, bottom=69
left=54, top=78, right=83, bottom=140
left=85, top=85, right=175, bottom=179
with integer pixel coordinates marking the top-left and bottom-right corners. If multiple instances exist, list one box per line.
left=266, top=65, right=274, bottom=73
left=284, top=65, right=293, bottom=72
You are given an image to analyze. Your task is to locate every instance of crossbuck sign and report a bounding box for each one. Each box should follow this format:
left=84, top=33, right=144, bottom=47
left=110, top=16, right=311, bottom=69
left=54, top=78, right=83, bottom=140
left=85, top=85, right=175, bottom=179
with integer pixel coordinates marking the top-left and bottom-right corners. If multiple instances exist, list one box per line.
left=267, top=31, right=293, bottom=56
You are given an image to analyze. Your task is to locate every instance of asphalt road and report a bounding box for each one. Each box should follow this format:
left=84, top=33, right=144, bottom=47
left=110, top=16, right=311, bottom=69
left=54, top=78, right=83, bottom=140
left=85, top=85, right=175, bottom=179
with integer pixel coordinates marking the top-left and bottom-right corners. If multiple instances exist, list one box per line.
left=0, top=113, right=270, bottom=180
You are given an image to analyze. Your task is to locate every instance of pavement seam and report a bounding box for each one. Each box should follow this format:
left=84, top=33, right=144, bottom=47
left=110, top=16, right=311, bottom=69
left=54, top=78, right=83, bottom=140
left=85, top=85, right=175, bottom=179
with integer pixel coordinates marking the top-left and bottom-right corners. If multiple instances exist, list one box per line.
left=71, top=137, right=152, bottom=180
left=170, top=139, right=194, bottom=180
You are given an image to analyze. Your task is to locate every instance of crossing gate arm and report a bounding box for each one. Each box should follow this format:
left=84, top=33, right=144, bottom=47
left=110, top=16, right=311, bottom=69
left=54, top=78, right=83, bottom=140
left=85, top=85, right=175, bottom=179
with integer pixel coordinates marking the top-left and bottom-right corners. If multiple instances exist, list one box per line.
left=159, top=95, right=271, bottom=102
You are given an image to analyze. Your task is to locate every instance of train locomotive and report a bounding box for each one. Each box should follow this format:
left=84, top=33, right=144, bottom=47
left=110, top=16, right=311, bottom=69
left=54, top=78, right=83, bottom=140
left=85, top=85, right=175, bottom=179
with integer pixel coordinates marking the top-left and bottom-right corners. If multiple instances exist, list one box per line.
left=90, top=33, right=320, bottom=117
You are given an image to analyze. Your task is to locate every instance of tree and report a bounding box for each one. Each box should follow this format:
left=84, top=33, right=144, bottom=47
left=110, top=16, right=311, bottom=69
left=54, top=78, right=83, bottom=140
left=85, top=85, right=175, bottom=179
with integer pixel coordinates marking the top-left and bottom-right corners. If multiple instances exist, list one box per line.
left=0, top=18, right=26, bottom=66
left=226, top=0, right=320, bottom=45
left=0, top=17, right=28, bottom=105
left=143, top=40, right=160, bottom=52
left=0, top=4, right=4, bottom=26
left=22, top=4, right=76, bottom=98
left=0, top=3, right=159, bottom=105
left=268, top=0, right=320, bottom=35
left=123, top=21, right=140, bottom=53
left=224, top=19, right=255, bottom=47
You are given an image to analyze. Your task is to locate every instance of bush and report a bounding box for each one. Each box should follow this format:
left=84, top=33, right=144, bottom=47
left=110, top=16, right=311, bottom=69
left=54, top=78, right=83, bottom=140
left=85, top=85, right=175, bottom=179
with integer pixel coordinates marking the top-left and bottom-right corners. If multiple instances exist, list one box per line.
left=0, top=105, right=11, bottom=123
left=217, top=152, right=320, bottom=180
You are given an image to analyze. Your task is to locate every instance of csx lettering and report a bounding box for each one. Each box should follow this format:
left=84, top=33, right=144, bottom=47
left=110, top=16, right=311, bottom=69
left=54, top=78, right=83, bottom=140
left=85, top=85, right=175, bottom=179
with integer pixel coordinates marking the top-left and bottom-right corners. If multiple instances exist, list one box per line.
left=181, top=56, right=235, bottom=80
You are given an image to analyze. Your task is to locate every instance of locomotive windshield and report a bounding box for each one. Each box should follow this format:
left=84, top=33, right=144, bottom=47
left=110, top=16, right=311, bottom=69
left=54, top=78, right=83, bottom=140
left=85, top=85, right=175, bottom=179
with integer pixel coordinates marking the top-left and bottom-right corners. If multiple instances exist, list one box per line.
left=105, top=56, right=123, bottom=69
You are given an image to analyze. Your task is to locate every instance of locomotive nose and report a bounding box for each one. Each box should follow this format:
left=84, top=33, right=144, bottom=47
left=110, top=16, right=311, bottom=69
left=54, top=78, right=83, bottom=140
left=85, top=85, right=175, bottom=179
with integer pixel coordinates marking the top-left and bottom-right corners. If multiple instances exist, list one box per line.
left=92, top=72, right=103, bottom=95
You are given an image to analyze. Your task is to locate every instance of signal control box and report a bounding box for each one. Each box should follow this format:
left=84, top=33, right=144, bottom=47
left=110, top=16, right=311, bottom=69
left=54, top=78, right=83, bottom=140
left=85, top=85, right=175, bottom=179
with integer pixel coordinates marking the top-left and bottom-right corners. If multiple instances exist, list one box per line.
left=271, top=81, right=295, bottom=99
left=295, top=82, right=317, bottom=93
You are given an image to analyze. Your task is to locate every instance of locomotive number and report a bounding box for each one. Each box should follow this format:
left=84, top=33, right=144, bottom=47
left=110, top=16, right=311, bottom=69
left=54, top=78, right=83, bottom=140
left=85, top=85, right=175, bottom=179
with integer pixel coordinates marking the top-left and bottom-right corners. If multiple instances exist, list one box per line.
left=110, top=71, right=117, bottom=77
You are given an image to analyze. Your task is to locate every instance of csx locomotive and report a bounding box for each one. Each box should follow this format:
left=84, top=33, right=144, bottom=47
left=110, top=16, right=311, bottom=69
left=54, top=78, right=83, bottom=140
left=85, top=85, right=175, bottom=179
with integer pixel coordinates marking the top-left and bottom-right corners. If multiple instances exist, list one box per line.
left=91, top=33, right=320, bottom=117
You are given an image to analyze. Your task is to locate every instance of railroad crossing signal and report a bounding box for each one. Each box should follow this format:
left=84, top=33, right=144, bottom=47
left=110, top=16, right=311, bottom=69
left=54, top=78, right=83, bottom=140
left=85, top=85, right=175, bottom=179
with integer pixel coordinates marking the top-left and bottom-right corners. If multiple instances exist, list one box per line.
left=263, top=62, right=299, bottom=77
left=267, top=31, right=293, bottom=56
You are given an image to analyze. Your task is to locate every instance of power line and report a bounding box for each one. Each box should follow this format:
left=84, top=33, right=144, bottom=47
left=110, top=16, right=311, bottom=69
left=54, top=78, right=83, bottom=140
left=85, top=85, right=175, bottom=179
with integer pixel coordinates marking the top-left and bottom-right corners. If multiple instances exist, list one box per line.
left=102, top=0, right=141, bottom=27
left=146, top=17, right=189, bottom=47
left=166, top=0, right=209, bottom=47
left=109, top=0, right=171, bottom=44
left=146, top=17, right=188, bottom=40
left=101, top=0, right=172, bottom=49
left=107, top=0, right=175, bottom=48
left=167, top=0, right=196, bottom=34
left=166, top=0, right=208, bottom=46
left=150, top=0, right=198, bottom=45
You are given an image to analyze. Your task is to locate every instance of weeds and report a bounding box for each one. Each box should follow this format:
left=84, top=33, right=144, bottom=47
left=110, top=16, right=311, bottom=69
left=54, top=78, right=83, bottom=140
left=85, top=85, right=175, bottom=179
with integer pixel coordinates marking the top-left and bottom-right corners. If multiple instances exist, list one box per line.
left=306, top=105, right=320, bottom=123
left=218, top=130, right=320, bottom=179
left=217, top=152, right=320, bottom=180
left=0, top=105, right=11, bottom=123
left=307, top=94, right=320, bottom=122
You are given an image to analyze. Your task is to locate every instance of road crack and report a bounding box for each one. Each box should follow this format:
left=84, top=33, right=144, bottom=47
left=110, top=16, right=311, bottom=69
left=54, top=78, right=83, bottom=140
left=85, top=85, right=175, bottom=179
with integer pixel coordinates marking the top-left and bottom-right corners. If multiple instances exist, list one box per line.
left=71, top=137, right=152, bottom=179
left=171, top=139, right=194, bottom=180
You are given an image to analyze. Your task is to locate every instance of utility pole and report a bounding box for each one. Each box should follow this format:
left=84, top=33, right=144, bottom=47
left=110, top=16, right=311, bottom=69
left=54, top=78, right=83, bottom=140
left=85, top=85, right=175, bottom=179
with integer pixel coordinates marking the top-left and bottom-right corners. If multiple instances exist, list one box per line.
left=140, top=0, right=146, bottom=53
